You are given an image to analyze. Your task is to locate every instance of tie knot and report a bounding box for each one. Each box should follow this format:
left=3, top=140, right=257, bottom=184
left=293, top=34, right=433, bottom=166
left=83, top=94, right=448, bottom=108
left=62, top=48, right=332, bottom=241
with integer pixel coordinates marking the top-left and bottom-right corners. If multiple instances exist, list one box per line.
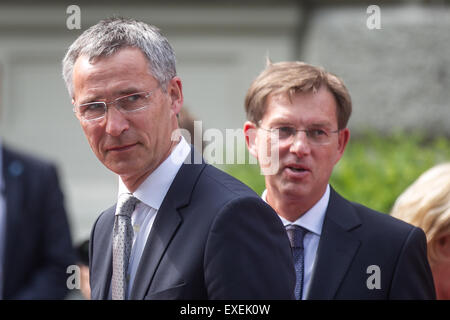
left=286, top=225, right=307, bottom=249
left=115, top=193, right=140, bottom=217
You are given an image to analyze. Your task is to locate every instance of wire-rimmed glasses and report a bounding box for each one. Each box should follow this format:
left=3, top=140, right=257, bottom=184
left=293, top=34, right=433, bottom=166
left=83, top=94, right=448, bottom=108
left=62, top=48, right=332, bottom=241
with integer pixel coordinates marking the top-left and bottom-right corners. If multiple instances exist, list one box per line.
left=73, top=90, right=156, bottom=121
left=258, top=125, right=340, bottom=146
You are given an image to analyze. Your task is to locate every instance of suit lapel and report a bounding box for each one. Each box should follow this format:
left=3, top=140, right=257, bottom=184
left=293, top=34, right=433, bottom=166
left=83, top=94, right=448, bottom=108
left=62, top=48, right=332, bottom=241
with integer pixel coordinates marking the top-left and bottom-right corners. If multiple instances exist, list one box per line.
left=129, top=153, right=206, bottom=299
left=129, top=200, right=182, bottom=299
left=307, top=188, right=361, bottom=299
left=95, top=207, right=115, bottom=300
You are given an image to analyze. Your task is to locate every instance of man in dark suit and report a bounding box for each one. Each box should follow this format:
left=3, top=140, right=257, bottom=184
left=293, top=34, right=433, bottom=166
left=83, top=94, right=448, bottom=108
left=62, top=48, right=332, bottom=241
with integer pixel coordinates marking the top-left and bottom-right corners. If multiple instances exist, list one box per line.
left=0, top=144, right=75, bottom=299
left=243, top=61, right=436, bottom=299
left=62, top=18, right=295, bottom=300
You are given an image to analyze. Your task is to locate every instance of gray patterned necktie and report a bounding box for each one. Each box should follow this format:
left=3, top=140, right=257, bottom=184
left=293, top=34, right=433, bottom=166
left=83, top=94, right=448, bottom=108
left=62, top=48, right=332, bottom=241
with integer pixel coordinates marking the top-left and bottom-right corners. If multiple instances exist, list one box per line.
left=286, top=225, right=307, bottom=300
left=111, top=193, right=140, bottom=300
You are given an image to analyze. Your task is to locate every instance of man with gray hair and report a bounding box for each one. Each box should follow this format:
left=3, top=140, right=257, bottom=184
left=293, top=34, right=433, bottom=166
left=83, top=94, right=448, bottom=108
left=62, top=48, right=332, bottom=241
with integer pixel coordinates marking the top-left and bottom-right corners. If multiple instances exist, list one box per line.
left=62, top=18, right=295, bottom=300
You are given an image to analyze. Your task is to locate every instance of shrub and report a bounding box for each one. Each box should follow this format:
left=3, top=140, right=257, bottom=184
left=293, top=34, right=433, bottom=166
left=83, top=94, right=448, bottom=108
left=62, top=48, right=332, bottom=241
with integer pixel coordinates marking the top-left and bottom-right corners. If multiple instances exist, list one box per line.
left=331, top=132, right=450, bottom=213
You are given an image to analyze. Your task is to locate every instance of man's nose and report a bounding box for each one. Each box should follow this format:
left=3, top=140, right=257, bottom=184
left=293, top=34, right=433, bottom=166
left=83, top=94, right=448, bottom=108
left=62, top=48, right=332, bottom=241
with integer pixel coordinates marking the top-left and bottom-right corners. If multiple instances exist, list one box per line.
left=289, top=131, right=311, bottom=157
left=105, top=106, right=129, bottom=136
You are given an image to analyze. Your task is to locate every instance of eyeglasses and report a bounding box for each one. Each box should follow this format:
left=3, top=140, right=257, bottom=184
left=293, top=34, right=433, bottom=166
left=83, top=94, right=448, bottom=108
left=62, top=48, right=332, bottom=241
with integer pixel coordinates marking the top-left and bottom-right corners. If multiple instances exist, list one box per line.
left=258, top=126, right=340, bottom=146
left=73, top=90, right=156, bottom=121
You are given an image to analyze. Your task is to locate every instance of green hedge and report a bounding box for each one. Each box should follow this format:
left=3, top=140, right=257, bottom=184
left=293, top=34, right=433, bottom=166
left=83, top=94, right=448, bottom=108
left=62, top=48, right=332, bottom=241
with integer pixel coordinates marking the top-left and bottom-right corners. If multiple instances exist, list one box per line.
left=221, top=132, right=450, bottom=214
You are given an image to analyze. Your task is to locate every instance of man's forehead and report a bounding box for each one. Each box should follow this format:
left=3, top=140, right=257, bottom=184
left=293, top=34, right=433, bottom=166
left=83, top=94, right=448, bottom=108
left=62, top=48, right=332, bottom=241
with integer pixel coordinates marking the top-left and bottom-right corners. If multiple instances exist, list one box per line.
left=72, top=49, right=156, bottom=100
left=267, top=86, right=332, bottom=103
left=74, top=48, right=150, bottom=73
left=262, top=88, right=338, bottom=123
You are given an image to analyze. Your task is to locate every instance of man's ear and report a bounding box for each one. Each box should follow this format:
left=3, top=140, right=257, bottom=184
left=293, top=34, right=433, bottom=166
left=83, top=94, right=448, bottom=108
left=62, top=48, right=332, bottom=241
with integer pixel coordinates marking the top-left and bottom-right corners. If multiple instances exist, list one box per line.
left=72, top=98, right=80, bottom=120
left=167, top=76, right=183, bottom=116
left=334, top=127, right=350, bottom=164
left=243, top=121, right=258, bottom=159
left=436, top=234, right=450, bottom=260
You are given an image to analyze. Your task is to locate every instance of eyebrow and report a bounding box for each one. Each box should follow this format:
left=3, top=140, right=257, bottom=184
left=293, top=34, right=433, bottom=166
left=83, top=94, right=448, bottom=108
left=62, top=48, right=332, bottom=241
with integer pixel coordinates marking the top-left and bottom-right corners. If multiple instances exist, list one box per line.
left=116, top=88, right=143, bottom=96
left=268, top=118, right=333, bottom=128
left=79, top=88, right=143, bottom=104
left=266, top=117, right=293, bottom=126
left=307, top=122, right=333, bottom=128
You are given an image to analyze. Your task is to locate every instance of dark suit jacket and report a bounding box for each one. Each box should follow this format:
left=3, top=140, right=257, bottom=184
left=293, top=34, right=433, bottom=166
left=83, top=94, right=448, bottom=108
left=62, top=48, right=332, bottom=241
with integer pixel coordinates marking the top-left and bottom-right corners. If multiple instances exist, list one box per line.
left=307, top=187, right=436, bottom=299
left=1, top=146, right=76, bottom=299
left=89, top=157, right=295, bottom=300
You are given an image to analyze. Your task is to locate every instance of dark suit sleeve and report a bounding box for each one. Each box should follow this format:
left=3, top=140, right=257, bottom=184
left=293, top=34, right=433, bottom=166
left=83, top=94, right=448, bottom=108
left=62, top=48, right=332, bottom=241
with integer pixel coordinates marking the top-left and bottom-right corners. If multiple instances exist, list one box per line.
left=12, top=165, right=76, bottom=299
left=203, top=196, right=295, bottom=299
left=389, top=226, right=436, bottom=299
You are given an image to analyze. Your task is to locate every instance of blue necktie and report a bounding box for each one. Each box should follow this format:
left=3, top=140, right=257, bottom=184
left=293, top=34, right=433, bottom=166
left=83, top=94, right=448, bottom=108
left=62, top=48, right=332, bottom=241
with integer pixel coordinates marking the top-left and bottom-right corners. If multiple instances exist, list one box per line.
left=286, top=225, right=307, bottom=300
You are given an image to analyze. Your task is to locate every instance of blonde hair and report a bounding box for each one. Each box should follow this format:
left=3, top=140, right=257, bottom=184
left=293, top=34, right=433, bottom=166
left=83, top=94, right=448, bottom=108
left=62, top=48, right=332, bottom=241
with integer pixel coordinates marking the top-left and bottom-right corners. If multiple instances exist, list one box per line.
left=391, top=163, right=450, bottom=265
left=244, top=60, right=352, bottom=129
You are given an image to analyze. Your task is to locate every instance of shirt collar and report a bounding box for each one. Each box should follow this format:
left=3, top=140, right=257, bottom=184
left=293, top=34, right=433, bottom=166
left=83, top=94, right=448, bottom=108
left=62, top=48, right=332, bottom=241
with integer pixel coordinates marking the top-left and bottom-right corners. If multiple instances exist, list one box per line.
left=118, top=137, right=191, bottom=210
left=262, top=184, right=330, bottom=236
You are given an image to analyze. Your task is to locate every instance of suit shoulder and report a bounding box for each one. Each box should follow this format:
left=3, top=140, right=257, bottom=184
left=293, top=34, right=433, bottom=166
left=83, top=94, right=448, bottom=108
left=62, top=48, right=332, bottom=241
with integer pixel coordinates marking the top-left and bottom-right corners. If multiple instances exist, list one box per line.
left=185, top=164, right=272, bottom=219
left=346, top=200, right=426, bottom=251
left=199, top=164, right=260, bottom=200
left=3, top=145, right=56, bottom=172
left=332, top=192, right=427, bottom=261
left=329, top=188, right=415, bottom=234
left=351, top=201, right=416, bottom=233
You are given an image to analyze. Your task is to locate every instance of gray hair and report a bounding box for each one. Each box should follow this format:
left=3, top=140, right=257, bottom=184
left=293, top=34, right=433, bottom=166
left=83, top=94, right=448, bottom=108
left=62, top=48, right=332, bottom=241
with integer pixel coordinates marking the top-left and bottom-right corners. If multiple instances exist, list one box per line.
left=62, top=17, right=176, bottom=97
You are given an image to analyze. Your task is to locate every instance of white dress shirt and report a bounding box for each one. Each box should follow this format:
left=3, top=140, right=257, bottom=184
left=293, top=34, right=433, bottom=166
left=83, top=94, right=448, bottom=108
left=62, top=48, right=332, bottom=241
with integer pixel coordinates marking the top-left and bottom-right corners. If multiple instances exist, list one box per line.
left=117, top=137, right=191, bottom=298
left=262, top=184, right=330, bottom=300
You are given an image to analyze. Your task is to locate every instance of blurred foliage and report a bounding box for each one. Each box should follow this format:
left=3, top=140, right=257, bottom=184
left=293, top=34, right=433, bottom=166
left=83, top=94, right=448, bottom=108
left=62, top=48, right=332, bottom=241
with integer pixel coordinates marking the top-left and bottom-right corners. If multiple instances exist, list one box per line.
left=221, top=132, right=450, bottom=214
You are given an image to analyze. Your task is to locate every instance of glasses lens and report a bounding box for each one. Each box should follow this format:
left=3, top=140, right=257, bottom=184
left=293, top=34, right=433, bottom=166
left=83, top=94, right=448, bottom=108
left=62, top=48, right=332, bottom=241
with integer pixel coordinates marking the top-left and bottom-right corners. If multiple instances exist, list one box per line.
left=116, top=92, right=149, bottom=112
left=79, top=103, right=106, bottom=120
left=307, top=129, right=330, bottom=145
left=277, top=127, right=296, bottom=140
